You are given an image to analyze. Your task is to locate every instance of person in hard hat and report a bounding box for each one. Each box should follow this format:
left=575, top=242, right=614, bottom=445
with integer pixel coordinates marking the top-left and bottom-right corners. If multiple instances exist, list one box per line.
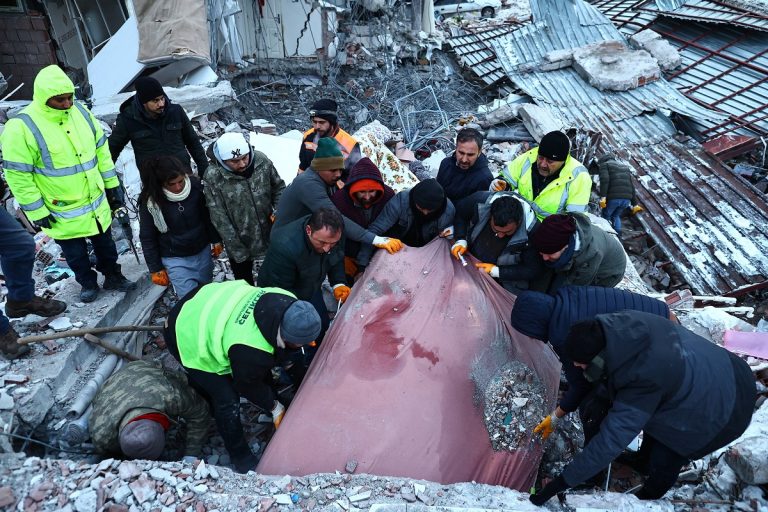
left=204, top=132, right=285, bottom=285
left=491, top=130, right=591, bottom=220
left=530, top=311, right=756, bottom=505
left=164, top=281, right=322, bottom=473
left=90, top=360, right=210, bottom=461
left=298, top=98, right=361, bottom=180
left=0, top=65, right=135, bottom=303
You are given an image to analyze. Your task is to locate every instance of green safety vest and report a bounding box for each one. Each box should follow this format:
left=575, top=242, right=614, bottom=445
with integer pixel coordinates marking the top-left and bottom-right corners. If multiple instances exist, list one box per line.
left=0, top=65, right=118, bottom=240
left=500, top=147, right=591, bottom=220
left=174, top=281, right=296, bottom=375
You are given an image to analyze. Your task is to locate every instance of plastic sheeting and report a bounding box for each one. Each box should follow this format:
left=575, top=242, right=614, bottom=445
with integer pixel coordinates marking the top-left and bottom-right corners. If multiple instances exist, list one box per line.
left=257, top=239, right=561, bottom=490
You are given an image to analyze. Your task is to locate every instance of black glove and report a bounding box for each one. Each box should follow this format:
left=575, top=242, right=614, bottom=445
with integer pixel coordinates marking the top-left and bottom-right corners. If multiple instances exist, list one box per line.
left=105, top=186, right=125, bottom=210
left=530, top=475, right=568, bottom=506
left=33, top=215, right=56, bottom=230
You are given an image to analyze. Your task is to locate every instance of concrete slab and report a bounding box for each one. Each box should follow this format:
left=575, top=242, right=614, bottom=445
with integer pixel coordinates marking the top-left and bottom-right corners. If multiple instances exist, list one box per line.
left=572, top=40, right=661, bottom=91
left=517, top=104, right=564, bottom=142
left=630, top=30, right=681, bottom=72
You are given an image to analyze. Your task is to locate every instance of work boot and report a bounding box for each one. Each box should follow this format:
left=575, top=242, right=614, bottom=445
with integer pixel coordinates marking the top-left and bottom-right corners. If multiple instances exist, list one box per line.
left=80, top=286, right=100, bottom=303
left=103, top=273, right=137, bottom=292
left=0, top=327, right=30, bottom=360
left=231, top=451, right=259, bottom=474
left=5, top=295, right=67, bottom=318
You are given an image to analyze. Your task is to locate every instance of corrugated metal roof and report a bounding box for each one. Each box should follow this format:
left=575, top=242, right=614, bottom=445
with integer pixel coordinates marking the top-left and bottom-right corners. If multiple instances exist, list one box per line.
left=447, top=26, right=518, bottom=90
left=639, top=0, right=768, bottom=32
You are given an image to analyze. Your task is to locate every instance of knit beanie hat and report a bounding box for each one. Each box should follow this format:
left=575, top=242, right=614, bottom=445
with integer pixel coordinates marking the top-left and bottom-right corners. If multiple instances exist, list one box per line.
left=119, top=419, right=166, bottom=460
left=538, top=131, right=570, bottom=161
left=215, top=132, right=251, bottom=162
left=510, top=291, right=556, bottom=341
left=311, top=138, right=344, bottom=171
left=410, top=179, right=445, bottom=211
left=310, top=98, right=338, bottom=124
left=564, top=318, right=607, bottom=364
left=280, top=300, right=322, bottom=345
left=531, top=214, right=577, bottom=254
left=349, top=179, right=384, bottom=196
left=134, top=77, right=166, bottom=104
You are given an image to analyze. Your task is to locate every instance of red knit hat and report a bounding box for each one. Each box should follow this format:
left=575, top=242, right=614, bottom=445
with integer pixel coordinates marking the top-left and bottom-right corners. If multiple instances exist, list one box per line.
left=531, top=214, right=577, bottom=254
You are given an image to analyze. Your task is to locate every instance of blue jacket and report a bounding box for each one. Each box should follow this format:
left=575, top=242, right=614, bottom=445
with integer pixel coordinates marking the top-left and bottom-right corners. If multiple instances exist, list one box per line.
left=511, top=286, right=669, bottom=412
left=436, top=153, right=493, bottom=203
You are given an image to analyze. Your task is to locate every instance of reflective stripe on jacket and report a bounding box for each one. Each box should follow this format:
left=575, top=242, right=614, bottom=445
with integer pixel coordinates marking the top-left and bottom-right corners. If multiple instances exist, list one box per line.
left=0, top=65, right=118, bottom=239
left=501, top=147, right=591, bottom=219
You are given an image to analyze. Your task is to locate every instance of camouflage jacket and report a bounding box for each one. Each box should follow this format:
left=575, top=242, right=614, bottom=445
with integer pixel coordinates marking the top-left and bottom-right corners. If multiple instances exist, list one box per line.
left=204, top=149, right=285, bottom=263
left=89, top=360, right=210, bottom=457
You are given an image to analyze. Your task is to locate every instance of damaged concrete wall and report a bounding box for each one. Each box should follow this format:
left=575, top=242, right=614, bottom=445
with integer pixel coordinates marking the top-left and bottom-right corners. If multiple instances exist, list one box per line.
left=0, top=10, right=57, bottom=99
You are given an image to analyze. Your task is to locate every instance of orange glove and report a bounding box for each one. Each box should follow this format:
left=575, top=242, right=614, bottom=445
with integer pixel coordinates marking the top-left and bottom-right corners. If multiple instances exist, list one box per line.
left=490, top=178, right=507, bottom=192
left=373, top=236, right=404, bottom=255
left=533, top=413, right=559, bottom=440
left=270, top=213, right=276, bottom=223
left=271, top=401, right=285, bottom=429
left=631, top=205, right=644, bottom=215
left=599, top=197, right=607, bottom=209
left=451, top=240, right=467, bottom=260
left=475, top=262, right=499, bottom=278
left=333, top=285, right=351, bottom=303
left=211, top=243, right=223, bottom=258
left=151, top=270, right=169, bottom=286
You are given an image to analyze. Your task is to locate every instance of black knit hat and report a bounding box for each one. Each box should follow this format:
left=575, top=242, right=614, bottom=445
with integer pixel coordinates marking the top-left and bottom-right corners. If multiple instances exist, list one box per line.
left=410, top=179, right=445, bottom=211
left=564, top=319, right=606, bottom=364
left=134, top=77, right=165, bottom=104
left=538, top=131, right=570, bottom=161
left=310, top=98, right=338, bottom=124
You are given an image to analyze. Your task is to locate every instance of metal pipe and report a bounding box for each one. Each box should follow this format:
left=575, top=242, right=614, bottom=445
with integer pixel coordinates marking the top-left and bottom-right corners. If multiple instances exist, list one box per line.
left=66, top=354, right=118, bottom=420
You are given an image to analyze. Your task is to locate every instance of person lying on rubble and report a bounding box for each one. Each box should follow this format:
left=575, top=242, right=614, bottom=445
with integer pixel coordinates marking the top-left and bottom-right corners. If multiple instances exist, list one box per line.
left=510, top=286, right=670, bottom=447
left=436, top=128, right=493, bottom=203
left=204, top=132, right=285, bottom=285
left=0, top=206, right=67, bottom=359
left=450, top=191, right=543, bottom=294
left=258, top=208, right=348, bottom=342
left=530, top=311, right=756, bottom=505
left=593, top=153, right=643, bottom=235
left=274, top=137, right=404, bottom=257
left=138, top=156, right=222, bottom=299
left=108, top=77, right=208, bottom=177
left=528, top=213, right=626, bottom=294
left=491, top=130, right=591, bottom=219
left=89, top=360, right=210, bottom=462
left=298, top=98, right=362, bottom=180
left=356, top=179, right=456, bottom=268
left=331, top=157, right=395, bottom=281
left=164, top=281, right=321, bottom=473
left=0, top=64, right=136, bottom=304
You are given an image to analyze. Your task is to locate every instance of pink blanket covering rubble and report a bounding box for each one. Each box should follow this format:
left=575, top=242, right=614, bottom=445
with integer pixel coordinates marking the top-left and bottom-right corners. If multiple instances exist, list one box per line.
left=257, top=239, right=561, bottom=490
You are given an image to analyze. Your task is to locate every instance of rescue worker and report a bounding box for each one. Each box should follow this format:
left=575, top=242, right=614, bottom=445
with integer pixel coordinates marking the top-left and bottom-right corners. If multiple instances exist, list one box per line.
left=451, top=191, right=543, bottom=293
left=298, top=98, right=361, bottom=180
left=0, top=65, right=135, bottom=303
left=436, top=128, right=493, bottom=203
left=530, top=312, right=756, bottom=504
left=595, top=153, right=643, bottom=234
left=491, top=131, right=591, bottom=219
left=90, top=360, right=210, bottom=461
left=165, top=281, right=321, bottom=473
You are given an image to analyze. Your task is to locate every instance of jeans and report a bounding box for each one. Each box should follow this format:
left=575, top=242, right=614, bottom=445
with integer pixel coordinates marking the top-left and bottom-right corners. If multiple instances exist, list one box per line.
left=229, top=258, right=255, bottom=286
left=0, top=209, right=36, bottom=333
left=601, top=198, right=631, bottom=233
left=55, top=227, right=120, bottom=289
left=162, top=246, right=214, bottom=300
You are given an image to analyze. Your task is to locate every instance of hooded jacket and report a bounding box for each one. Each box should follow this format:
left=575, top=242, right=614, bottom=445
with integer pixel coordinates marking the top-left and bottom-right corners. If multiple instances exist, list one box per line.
left=561, top=311, right=756, bottom=487
left=108, top=94, right=208, bottom=175
left=0, top=65, right=119, bottom=240
left=511, top=286, right=669, bottom=412
left=436, top=153, right=493, bottom=203
left=204, top=144, right=285, bottom=263
left=331, top=160, right=395, bottom=259
left=597, top=154, right=635, bottom=201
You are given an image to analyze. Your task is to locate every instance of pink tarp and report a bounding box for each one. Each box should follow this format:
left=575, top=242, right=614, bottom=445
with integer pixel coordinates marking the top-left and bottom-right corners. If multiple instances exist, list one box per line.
left=257, top=239, right=561, bottom=490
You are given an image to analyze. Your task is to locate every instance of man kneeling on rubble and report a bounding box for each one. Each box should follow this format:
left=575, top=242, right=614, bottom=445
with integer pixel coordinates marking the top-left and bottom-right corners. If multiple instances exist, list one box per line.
left=450, top=191, right=543, bottom=293
left=90, top=360, right=210, bottom=461
left=529, top=311, right=756, bottom=505
left=164, top=281, right=321, bottom=473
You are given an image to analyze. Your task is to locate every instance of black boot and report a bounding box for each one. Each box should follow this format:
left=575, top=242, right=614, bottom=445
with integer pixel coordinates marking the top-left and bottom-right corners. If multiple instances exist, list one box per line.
left=103, top=267, right=137, bottom=292
left=0, top=328, right=30, bottom=359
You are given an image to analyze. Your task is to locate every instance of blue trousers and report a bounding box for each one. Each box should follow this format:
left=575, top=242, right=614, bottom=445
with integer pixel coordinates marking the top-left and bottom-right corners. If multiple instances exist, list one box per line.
left=162, top=246, right=214, bottom=300
left=0, top=209, right=36, bottom=334
left=55, top=227, right=120, bottom=289
left=601, top=198, right=631, bottom=233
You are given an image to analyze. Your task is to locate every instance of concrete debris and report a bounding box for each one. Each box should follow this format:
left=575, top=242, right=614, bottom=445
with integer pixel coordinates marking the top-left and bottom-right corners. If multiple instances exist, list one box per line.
left=725, top=400, right=768, bottom=484
left=345, top=460, right=358, bottom=474
left=0, top=392, right=14, bottom=410
left=572, top=40, right=660, bottom=91
left=48, top=317, right=73, bottom=332
left=517, top=104, right=564, bottom=142
left=629, top=30, right=682, bottom=72
left=566, top=492, right=674, bottom=511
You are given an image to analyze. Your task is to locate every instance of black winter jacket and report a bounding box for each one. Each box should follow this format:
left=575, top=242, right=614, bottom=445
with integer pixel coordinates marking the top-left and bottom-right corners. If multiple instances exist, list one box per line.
left=597, top=154, right=635, bottom=201
left=436, top=153, right=493, bottom=203
left=108, top=95, right=208, bottom=175
left=138, top=178, right=220, bottom=273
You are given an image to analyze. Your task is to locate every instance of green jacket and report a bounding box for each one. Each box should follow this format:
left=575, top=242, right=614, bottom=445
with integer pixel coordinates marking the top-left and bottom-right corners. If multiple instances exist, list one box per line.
left=89, top=360, right=210, bottom=457
left=204, top=148, right=285, bottom=263
left=0, top=65, right=119, bottom=239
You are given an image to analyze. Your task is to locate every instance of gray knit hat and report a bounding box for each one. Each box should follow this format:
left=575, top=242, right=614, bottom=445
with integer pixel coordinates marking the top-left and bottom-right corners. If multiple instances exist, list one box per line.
left=281, top=300, right=322, bottom=345
left=119, top=419, right=165, bottom=460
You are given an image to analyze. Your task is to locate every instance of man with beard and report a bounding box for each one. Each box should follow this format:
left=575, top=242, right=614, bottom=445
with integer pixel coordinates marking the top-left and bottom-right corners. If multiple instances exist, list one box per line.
left=356, top=179, right=455, bottom=267
left=298, top=98, right=361, bottom=181
left=436, top=128, right=493, bottom=203
left=109, top=77, right=208, bottom=176
left=331, top=158, right=395, bottom=279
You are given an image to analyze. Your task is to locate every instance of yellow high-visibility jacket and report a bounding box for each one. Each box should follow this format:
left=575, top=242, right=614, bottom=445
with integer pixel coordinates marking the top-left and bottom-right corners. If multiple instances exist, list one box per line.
left=0, top=65, right=118, bottom=240
left=501, top=147, right=591, bottom=219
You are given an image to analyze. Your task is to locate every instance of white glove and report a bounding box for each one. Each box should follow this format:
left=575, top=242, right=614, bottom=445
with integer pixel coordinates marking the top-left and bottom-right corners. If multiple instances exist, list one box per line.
left=439, top=225, right=454, bottom=238
left=489, top=265, right=499, bottom=278
left=271, top=401, right=286, bottom=429
left=490, top=178, right=507, bottom=192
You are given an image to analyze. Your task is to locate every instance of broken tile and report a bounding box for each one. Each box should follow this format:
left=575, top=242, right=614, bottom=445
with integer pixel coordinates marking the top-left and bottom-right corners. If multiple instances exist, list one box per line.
left=72, top=489, right=97, bottom=512
left=274, top=493, right=292, bottom=505
left=0, top=392, right=14, bottom=410
left=349, top=491, right=372, bottom=502
left=117, top=461, right=141, bottom=480
left=345, top=460, right=358, bottom=474
left=129, top=477, right=157, bottom=504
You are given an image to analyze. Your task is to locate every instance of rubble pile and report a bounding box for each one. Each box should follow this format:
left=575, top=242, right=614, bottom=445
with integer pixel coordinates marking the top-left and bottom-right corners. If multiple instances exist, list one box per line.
left=481, top=361, right=548, bottom=451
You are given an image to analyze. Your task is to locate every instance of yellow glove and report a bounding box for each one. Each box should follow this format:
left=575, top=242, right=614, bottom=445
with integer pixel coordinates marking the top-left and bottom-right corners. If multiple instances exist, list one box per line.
left=271, top=401, right=285, bottom=429
left=533, top=413, right=559, bottom=440
left=451, top=240, right=468, bottom=260
left=631, top=205, right=644, bottom=215
left=490, top=178, right=507, bottom=192
left=599, top=197, right=607, bottom=209
left=373, top=236, right=404, bottom=255
left=151, top=270, right=169, bottom=286
left=333, top=285, right=351, bottom=303
left=211, top=243, right=223, bottom=258
left=475, top=262, right=499, bottom=278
